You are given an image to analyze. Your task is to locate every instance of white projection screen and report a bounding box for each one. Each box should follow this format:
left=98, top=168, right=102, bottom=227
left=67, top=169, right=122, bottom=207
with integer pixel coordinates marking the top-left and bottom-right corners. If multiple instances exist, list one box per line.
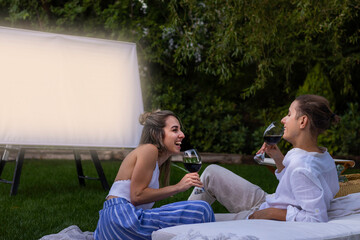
left=0, top=26, right=144, bottom=149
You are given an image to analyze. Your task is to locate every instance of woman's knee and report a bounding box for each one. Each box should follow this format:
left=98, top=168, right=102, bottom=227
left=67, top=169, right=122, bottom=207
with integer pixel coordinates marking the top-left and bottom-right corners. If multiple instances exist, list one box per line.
left=201, top=164, right=231, bottom=183
left=198, top=200, right=212, bottom=209
left=202, top=164, right=224, bottom=177
left=194, top=200, right=215, bottom=222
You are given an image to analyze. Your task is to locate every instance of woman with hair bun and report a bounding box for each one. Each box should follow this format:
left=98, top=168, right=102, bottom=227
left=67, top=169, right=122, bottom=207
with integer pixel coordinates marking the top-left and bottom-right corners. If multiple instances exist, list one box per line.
left=189, top=94, right=340, bottom=223
left=94, top=110, right=215, bottom=240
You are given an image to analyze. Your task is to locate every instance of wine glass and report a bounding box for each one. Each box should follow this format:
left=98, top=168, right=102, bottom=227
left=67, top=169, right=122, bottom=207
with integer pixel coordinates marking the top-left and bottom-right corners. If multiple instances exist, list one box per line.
left=254, top=121, right=284, bottom=164
left=183, top=149, right=204, bottom=194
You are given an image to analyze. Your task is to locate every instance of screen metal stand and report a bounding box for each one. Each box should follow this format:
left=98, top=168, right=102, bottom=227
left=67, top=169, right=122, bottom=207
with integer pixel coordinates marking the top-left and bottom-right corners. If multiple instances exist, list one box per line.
left=74, top=150, right=110, bottom=190
left=0, top=147, right=110, bottom=195
left=0, top=147, right=25, bottom=196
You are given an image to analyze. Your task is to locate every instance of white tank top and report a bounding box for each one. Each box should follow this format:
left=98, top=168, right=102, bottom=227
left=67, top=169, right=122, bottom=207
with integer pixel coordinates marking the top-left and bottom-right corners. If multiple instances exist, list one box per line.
left=107, top=161, right=160, bottom=209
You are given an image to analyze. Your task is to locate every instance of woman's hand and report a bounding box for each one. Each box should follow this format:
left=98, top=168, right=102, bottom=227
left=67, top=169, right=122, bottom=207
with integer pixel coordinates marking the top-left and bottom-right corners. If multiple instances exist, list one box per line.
left=257, top=143, right=285, bottom=171
left=248, top=208, right=286, bottom=221
left=176, top=172, right=203, bottom=192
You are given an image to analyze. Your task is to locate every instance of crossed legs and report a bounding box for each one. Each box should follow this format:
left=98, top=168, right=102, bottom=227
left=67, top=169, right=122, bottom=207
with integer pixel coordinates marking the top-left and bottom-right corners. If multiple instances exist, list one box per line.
left=188, top=164, right=267, bottom=221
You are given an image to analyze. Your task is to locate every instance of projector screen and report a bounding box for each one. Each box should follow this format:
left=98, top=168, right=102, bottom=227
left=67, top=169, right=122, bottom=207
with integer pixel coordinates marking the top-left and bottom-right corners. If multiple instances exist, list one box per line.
left=0, top=27, right=144, bottom=148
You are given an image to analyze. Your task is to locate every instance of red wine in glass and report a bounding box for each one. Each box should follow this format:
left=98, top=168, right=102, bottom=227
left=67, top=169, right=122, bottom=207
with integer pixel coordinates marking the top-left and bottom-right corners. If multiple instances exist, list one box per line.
left=183, top=149, right=204, bottom=194
left=184, top=161, right=202, bottom=172
left=263, top=135, right=282, bottom=145
left=254, top=121, right=283, bottom=163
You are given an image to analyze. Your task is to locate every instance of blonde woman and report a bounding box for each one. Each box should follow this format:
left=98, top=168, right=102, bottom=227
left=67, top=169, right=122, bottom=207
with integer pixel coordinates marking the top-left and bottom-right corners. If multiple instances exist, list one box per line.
left=94, top=110, right=214, bottom=240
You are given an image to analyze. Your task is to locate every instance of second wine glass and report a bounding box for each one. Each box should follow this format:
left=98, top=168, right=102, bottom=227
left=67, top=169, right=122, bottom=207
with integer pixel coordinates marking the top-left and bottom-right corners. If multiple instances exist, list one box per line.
left=183, top=149, right=204, bottom=194
left=183, top=149, right=202, bottom=172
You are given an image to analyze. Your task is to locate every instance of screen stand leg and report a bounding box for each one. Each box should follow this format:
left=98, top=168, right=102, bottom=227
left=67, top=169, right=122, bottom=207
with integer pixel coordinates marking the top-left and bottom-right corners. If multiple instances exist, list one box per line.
left=10, top=148, right=25, bottom=196
left=0, top=150, right=8, bottom=178
left=73, top=150, right=109, bottom=190
left=74, top=150, right=86, bottom=186
left=90, top=150, right=110, bottom=190
left=0, top=147, right=11, bottom=179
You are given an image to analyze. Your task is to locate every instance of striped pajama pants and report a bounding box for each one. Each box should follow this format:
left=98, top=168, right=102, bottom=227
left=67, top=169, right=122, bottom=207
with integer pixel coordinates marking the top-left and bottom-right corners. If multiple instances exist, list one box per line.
left=93, top=197, right=215, bottom=240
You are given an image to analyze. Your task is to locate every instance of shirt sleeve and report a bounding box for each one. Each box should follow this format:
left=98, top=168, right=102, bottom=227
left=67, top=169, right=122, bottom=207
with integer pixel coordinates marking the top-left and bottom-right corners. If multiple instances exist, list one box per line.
left=286, top=168, right=329, bottom=222
left=275, top=167, right=285, bottom=181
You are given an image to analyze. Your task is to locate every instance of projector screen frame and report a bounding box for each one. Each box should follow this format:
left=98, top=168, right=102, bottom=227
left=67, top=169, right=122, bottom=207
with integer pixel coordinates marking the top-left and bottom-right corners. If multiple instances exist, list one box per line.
left=0, top=26, right=144, bottom=149
left=0, top=26, right=145, bottom=195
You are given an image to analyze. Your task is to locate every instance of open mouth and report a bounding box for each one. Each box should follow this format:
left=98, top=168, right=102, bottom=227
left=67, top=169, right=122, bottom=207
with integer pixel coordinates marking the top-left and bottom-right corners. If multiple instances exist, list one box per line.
left=175, top=141, right=181, bottom=146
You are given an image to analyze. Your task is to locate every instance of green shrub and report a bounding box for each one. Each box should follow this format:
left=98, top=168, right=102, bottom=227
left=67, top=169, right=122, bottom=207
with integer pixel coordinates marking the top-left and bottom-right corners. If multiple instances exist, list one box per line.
left=152, top=82, right=249, bottom=154
left=297, top=63, right=335, bottom=106
left=319, top=103, right=360, bottom=156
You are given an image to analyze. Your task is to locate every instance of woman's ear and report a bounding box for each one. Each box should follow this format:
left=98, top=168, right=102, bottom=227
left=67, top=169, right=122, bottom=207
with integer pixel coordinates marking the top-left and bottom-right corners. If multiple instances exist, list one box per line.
left=299, top=115, right=308, bottom=129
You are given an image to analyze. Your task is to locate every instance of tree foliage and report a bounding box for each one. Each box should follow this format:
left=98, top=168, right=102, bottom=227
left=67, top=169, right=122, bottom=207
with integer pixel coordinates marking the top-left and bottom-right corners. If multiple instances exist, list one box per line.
left=0, top=0, right=359, bottom=155
left=161, top=0, right=360, bottom=98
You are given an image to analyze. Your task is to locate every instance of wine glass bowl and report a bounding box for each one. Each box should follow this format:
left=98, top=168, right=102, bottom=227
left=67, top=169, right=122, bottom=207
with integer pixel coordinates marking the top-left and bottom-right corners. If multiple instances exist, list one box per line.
left=254, top=121, right=284, bottom=163
left=263, top=121, right=284, bottom=145
left=183, top=149, right=204, bottom=194
left=183, top=149, right=202, bottom=173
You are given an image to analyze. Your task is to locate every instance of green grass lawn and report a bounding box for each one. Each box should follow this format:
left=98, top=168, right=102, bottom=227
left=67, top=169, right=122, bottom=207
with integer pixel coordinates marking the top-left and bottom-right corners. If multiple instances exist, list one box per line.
left=0, top=159, right=358, bottom=240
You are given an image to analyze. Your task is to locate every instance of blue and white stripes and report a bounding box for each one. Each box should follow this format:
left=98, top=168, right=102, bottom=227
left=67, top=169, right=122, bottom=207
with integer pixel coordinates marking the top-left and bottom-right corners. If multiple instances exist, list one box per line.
left=94, top=198, right=215, bottom=240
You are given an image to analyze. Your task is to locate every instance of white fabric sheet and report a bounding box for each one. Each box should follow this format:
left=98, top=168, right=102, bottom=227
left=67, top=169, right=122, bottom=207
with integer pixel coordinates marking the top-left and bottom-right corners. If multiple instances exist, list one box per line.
left=0, top=26, right=143, bottom=148
left=40, top=193, right=360, bottom=240
left=152, top=215, right=360, bottom=240
left=152, top=193, right=360, bottom=240
left=40, top=225, right=94, bottom=240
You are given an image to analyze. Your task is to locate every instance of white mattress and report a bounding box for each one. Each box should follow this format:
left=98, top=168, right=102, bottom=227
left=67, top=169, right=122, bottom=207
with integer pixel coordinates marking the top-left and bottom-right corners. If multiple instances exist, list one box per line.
left=152, top=212, right=360, bottom=240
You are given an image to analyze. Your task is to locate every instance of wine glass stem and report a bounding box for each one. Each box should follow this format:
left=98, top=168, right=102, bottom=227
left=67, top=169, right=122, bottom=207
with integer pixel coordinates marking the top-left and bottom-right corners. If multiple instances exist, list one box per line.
left=254, top=152, right=265, bottom=164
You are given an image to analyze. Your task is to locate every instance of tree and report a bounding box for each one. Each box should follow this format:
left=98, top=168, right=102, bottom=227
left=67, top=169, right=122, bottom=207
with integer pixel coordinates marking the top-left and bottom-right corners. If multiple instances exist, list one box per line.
left=0, top=0, right=359, bottom=154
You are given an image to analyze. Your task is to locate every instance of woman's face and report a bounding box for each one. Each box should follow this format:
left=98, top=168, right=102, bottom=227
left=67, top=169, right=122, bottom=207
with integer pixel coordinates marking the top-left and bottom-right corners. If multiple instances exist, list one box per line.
left=281, top=100, right=301, bottom=144
left=162, top=116, right=185, bottom=154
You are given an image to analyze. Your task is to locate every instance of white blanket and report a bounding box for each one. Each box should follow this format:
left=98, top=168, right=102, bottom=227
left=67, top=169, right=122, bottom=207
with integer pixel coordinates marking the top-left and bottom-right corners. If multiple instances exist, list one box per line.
left=40, top=225, right=94, bottom=240
left=153, top=193, right=360, bottom=240
left=329, top=192, right=360, bottom=219
left=41, top=193, right=360, bottom=240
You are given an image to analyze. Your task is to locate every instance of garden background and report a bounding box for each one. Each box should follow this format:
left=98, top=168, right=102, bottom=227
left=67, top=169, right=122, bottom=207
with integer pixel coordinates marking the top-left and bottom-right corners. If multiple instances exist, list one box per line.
left=0, top=1, right=360, bottom=239
left=0, top=0, right=359, bottom=157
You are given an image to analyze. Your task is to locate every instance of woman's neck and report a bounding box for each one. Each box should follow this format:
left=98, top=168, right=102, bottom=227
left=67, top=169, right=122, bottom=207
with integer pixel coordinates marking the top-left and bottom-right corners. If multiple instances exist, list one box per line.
left=292, top=134, right=321, bottom=153
left=158, top=152, right=171, bottom=166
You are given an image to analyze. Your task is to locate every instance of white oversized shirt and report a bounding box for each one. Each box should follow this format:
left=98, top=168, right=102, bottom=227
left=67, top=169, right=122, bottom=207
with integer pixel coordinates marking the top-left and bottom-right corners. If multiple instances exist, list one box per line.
left=259, top=148, right=339, bottom=222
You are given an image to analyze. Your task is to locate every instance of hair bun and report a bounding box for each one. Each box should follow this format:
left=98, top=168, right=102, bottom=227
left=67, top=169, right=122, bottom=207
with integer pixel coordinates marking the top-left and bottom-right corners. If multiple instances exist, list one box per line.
left=331, top=113, right=341, bottom=125
left=139, top=109, right=162, bottom=125
left=139, top=112, right=152, bottom=125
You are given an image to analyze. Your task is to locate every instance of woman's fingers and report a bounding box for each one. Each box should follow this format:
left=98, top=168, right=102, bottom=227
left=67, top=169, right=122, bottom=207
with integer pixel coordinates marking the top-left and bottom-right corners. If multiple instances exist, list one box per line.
left=256, top=143, right=267, bottom=154
left=185, top=173, right=203, bottom=187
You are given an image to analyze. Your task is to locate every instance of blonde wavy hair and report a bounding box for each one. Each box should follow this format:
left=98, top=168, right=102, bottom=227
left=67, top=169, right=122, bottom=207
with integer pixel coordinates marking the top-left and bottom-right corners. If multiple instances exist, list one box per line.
left=139, top=110, right=181, bottom=186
